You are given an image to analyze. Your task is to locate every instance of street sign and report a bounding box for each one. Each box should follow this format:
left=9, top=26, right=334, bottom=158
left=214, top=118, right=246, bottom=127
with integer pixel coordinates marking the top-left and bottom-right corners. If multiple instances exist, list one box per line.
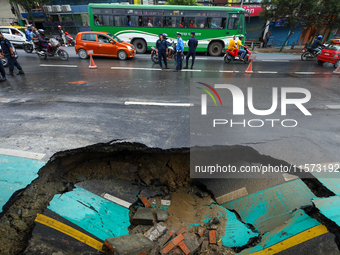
left=87, top=50, right=94, bottom=55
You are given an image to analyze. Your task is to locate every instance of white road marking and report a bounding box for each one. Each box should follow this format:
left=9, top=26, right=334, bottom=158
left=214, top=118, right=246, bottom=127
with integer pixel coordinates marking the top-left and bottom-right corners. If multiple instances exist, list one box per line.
left=181, top=69, right=202, bottom=72
left=261, top=60, right=290, bottom=62
left=39, top=64, right=78, bottom=67
left=219, top=70, right=240, bottom=73
left=326, top=105, right=340, bottom=109
left=124, top=101, right=193, bottom=107
left=0, top=148, right=45, bottom=161
left=295, top=72, right=316, bottom=74
left=111, top=67, right=161, bottom=71
left=258, top=71, right=278, bottom=74
left=102, top=193, right=132, bottom=209
left=195, top=57, right=209, bottom=60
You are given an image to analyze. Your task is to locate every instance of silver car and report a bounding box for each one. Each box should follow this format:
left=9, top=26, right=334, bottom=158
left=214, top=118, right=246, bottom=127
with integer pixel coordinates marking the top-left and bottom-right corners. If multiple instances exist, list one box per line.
left=0, top=26, right=28, bottom=47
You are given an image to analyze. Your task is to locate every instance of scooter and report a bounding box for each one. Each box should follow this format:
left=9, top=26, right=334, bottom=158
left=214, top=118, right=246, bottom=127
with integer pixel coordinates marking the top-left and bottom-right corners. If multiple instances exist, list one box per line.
left=301, top=46, right=324, bottom=61
left=151, top=43, right=184, bottom=64
left=224, top=46, right=251, bottom=64
left=35, top=37, right=69, bottom=61
left=64, top=32, right=75, bottom=47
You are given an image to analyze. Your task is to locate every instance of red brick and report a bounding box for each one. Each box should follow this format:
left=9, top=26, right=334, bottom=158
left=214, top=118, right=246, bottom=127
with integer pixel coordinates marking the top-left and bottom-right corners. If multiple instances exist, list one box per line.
left=209, top=230, right=216, bottom=244
left=140, top=195, right=151, bottom=207
left=201, top=240, right=209, bottom=251
left=172, top=234, right=185, bottom=246
left=161, top=242, right=175, bottom=254
left=178, top=241, right=191, bottom=255
left=176, top=227, right=187, bottom=236
left=103, top=240, right=114, bottom=253
left=197, top=227, right=204, bottom=237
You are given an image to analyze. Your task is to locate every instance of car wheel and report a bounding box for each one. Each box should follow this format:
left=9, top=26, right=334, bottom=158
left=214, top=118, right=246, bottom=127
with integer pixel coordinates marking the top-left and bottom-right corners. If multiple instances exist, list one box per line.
left=118, top=50, right=128, bottom=60
left=317, top=60, right=324, bottom=66
left=133, top=39, right=147, bottom=54
left=78, top=49, right=88, bottom=59
left=334, top=60, right=340, bottom=69
left=208, top=42, right=223, bottom=57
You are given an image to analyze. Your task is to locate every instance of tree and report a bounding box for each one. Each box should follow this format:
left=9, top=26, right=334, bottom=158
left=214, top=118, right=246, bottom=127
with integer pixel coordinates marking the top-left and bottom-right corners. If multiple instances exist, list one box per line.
left=260, top=0, right=320, bottom=51
left=165, top=0, right=199, bottom=6
left=9, top=0, right=51, bottom=25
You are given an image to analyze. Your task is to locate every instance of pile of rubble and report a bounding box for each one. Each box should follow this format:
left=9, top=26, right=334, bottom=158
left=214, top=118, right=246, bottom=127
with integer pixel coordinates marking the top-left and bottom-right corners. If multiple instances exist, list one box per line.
left=102, top=195, right=225, bottom=255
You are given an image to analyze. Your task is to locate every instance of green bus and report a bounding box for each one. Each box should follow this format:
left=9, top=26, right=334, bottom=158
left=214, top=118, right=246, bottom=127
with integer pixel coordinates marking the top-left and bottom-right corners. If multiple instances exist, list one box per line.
left=88, top=4, right=246, bottom=56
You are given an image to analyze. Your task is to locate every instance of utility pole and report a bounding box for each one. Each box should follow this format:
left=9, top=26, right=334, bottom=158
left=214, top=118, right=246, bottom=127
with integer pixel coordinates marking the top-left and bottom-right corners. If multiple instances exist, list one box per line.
left=240, top=0, right=244, bottom=8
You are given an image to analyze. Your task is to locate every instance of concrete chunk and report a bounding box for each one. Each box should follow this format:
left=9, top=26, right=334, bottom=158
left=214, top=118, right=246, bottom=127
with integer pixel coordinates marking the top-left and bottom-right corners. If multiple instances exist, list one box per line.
left=132, top=207, right=154, bottom=225
left=155, top=209, right=169, bottom=222
left=216, top=187, right=248, bottom=204
left=104, top=234, right=154, bottom=255
left=145, top=223, right=167, bottom=241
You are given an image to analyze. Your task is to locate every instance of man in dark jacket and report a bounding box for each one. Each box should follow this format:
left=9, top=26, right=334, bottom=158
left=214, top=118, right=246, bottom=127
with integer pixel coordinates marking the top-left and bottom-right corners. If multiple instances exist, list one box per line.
left=0, top=32, right=24, bottom=76
left=183, top=31, right=198, bottom=69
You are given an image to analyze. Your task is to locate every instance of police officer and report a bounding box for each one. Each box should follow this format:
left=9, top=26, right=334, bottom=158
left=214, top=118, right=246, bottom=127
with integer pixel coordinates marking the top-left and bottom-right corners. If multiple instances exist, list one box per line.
left=183, top=31, right=198, bottom=69
left=0, top=49, right=6, bottom=82
left=156, top=33, right=169, bottom=70
left=173, top=32, right=184, bottom=72
left=0, top=32, right=24, bottom=76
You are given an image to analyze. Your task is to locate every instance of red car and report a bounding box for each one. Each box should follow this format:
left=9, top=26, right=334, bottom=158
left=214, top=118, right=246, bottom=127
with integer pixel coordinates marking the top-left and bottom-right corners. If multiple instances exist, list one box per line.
left=317, top=39, right=340, bottom=68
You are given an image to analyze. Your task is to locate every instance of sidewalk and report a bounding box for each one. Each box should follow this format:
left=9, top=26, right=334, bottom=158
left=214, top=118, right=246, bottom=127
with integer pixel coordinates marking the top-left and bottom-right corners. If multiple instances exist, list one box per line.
left=252, top=46, right=304, bottom=55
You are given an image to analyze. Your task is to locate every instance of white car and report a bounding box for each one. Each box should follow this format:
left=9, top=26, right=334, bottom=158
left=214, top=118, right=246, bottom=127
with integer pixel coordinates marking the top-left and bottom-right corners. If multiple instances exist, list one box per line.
left=0, top=26, right=28, bottom=47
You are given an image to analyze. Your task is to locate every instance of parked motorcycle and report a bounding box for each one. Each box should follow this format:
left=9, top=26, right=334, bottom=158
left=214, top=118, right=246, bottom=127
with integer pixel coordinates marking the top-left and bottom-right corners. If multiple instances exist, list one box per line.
left=65, top=32, right=75, bottom=47
left=151, top=42, right=183, bottom=64
left=35, top=37, right=69, bottom=61
left=301, top=46, right=324, bottom=61
left=224, top=46, right=251, bottom=64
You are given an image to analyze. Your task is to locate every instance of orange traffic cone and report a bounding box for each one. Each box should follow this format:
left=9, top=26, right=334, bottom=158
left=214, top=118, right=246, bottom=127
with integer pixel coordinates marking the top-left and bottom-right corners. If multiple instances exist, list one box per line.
left=333, top=63, right=340, bottom=74
left=245, top=59, right=253, bottom=73
left=89, top=54, right=97, bottom=69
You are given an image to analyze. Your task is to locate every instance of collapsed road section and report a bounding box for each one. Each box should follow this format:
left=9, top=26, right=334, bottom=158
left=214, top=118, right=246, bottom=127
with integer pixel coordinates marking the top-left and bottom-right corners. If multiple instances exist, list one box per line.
left=0, top=142, right=340, bottom=255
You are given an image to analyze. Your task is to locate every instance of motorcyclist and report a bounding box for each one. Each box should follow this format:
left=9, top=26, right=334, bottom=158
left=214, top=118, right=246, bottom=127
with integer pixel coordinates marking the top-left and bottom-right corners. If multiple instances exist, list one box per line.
left=228, top=35, right=238, bottom=57
left=311, top=35, right=325, bottom=55
left=30, top=27, right=40, bottom=51
left=162, top=33, right=172, bottom=60
left=38, top=29, right=52, bottom=53
left=236, top=35, right=247, bottom=61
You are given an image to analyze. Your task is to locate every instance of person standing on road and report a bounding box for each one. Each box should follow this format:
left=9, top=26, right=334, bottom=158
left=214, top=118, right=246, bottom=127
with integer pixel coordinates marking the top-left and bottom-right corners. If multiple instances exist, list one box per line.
left=183, top=31, right=198, bottom=69
left=0, top=32, right=24, bottom=77
left=173, top=32, right=184, bottom=72
left=263, top=30, right=271, bottom=48
left=0, top=50, right=6, bottom=82
left=155, top=33, right=169, bottom=70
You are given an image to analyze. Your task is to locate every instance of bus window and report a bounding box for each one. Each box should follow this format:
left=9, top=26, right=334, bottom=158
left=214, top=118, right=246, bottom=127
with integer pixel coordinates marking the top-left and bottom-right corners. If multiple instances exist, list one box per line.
left=227, top=14, right=239, bottom=30
left=184, top=17, right=196, bottom=28
left=143, top=17, right=154, bottom=27
left=114, top=16, right=127, bottom=27
left=138, top=16, right=143, bottom=27
left=196, top=17, right=206, bottom=28
left=154, top=16, right=164, bottom=27
left=164, top=17, right=173, bottom=28
left=94, top=15, right=114, bottom=26
left=129, top=16, right=139, bottom=27
left=238, top=14, right=243, bottom=33
left=207, top=18, right=223, bottom=29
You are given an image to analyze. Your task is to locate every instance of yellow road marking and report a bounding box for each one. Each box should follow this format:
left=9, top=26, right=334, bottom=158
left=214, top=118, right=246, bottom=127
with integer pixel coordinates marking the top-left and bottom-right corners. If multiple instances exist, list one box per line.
left=35, top=213, right=104, bottom=253
left=248, top=225, right=328, bottom=255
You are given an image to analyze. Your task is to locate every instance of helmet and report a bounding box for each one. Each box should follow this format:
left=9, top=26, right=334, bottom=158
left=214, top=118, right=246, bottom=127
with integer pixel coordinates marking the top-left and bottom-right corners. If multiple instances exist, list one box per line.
left=239, top=34, right=244, bottom=38
left=38, top=29, right=44, bottom=33
left=27, top=24, right=32, bottom=28
left=317, top=35, right=322, bottom=40
left=58, top=25, right=61, bottom=28
left=163, top=33, right=167, bottom=38
left=65, top=32, right=69, bottom=35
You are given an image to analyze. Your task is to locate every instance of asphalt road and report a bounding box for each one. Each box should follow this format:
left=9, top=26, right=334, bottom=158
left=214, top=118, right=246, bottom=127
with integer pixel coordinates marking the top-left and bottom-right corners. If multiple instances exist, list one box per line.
left=0, top=47, right=339, bottom=166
